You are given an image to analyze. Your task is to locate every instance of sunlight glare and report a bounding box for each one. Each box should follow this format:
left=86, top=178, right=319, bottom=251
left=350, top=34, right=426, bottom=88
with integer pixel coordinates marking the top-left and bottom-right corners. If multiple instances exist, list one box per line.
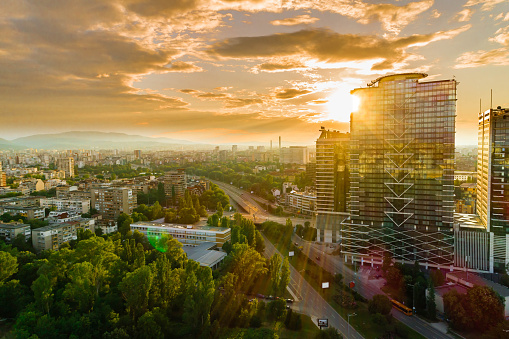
left=326, top=87, right=359, bottom=122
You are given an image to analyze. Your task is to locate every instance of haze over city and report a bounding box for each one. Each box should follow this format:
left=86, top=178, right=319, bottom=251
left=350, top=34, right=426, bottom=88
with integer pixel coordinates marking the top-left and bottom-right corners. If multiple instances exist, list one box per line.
left=1, top=0, right=509, bottom=144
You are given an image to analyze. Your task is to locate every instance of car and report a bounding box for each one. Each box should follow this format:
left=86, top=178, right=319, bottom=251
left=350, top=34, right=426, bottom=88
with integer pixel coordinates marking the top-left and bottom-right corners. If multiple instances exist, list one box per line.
left=316, top=256, right=320, bottom=261
left=286, top=305, right=290, bottom=309
left=286, top=298, right=294, bottom=303
left=375, top=274, right=382, bottom=279
left=294, top=242, right=299, bottom=246
left=266, top=295, right=275, bottom=300
left=256, top=294, right=265, bottom=299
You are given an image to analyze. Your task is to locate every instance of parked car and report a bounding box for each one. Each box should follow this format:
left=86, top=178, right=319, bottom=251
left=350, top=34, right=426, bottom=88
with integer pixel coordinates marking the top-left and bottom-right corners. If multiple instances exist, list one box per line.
left=286, top=298, right=294, bottom=303
left=316, top=256, right=320, bottom=261
left=266, top=295, right=275, bottom=300
left=257, top=294, right=265, bottom=299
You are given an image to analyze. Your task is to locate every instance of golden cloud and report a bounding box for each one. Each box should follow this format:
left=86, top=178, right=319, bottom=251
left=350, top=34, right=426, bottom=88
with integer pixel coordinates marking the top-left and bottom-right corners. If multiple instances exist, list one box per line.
left=275, top=88, right=312, bottom=99
left=455, top=48, right=509, bottom=68
left=270, top=15, right=320, bottom=26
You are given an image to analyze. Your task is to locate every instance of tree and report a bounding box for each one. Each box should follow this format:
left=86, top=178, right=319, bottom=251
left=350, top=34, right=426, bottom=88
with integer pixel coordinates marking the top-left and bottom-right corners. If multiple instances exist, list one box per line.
left=254, top=230, right=265, bottom=253
left=427, top=281, right=437, bottom=320
left=315, top=327, right=343, bottom=339
left=183, top=266, right=215, bottom=334
left=267, top=299, right=287, bottom=322
left=117, top=213, right=133, bottom=236
left=386, top=266, right=403, bottom=289
left=278, top=257, right=290, bottom=297
left=216, top=201, right=223, bottom=218
left=269, top=254, right=282, bottom=296
left=0, top=250, right=18, bottom=283
left=32, top=274, right=53, bottom=314
left=225, top=244, right=267, bottom=292
left=119, top=266, right=153, bottom=320
left=63, top=261, right=97, bottom=313
left=368, top=294, right=392, bottom=315
left=382, top=251, right=392, bottom=273
left=137, top=311, right=163, bottom=339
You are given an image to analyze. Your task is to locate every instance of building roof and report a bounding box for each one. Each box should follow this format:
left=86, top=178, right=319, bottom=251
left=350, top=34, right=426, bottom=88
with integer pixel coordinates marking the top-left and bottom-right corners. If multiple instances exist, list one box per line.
left=131, top=221, right=230, bottom=233
left=459, top=183, right=476, bottom=189
left=434, top=283, right=469, bottom=297
left=446, top=271, right=509, bottom=297
left=0, top=222, right=31, bottom=229
left=183, top=242, right=227, bottom=268
left=453, top=213, right=485, bottom=230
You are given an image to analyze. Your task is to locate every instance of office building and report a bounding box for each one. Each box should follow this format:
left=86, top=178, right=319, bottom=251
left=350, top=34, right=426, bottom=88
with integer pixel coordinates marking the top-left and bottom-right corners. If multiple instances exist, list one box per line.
left=342, top=73, right=456, bottom=268
left=57, top=157, right=75, bottom=178
left=286, top=190, right=317, bottom=215
left=130, top=221, right=231, bottom=248
left=164, top=169, right=187, bottom=199
left=315, top=128, right=350, bottom=242
left=476, top=106, right=509, bottom=269
left=91, top=187, right=136, bottom=220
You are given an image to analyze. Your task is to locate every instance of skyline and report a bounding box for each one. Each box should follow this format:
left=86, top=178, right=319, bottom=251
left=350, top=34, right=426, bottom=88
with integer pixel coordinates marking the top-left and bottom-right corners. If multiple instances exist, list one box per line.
left=1, top=0, right=509, bottom=145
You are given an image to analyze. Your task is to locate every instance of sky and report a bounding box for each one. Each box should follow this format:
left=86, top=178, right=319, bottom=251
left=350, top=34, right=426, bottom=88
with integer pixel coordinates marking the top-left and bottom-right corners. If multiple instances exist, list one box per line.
left=1, top=0, right=508, bottom=145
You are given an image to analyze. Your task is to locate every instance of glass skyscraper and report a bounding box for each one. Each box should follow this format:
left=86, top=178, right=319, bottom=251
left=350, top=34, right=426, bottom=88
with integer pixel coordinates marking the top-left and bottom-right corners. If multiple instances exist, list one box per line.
left=477, top=106, right=509, bottom=268
left=342, top=73, right=456, bottom=267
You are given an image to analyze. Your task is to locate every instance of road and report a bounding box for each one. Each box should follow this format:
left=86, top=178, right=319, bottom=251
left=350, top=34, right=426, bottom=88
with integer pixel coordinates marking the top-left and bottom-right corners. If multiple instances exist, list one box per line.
left=219, top=181, right=453, bottom=339
left=294, top=237, right=453, bottom=339
left=211, top=180, right=314, bottom=227
left=263, top=233, right=363, bottom=339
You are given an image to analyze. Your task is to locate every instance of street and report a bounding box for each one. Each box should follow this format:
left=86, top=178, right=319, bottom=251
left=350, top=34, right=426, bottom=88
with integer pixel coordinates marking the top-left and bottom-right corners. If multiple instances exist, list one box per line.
left=218, top=180, right=454, bottom=339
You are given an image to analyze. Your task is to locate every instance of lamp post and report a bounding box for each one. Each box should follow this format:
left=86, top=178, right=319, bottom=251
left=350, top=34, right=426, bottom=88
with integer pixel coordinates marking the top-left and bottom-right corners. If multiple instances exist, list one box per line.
left=408, top=283, right=416, bottom=314
left=347, top=312, right=356, bottom=338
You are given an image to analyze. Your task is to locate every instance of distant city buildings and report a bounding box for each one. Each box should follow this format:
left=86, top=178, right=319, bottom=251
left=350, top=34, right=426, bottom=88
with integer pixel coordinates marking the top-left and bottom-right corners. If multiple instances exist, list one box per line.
left=57, top=157, right=75, bottom=178
left=280, top=146, right=309, bottom=164
left=342, top=73, right=456, bottom=268
left=0, top=222, right=31, bottom=243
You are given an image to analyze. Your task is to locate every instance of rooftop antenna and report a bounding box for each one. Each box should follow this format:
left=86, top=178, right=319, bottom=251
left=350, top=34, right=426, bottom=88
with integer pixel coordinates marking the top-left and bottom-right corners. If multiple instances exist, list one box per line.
left=490, top=89, right=493, bottom=110
left=480, top=98, right=482, bottom=114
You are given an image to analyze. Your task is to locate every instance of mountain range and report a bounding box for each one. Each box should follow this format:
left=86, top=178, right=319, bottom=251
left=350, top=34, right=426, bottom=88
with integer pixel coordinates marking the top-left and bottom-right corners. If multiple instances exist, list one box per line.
left=0, top=131, right=204, bottom=150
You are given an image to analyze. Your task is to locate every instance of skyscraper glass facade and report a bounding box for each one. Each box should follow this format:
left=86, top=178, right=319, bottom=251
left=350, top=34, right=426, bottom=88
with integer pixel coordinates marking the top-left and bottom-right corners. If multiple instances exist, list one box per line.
left=477, top=107, right=509, bottom=268
left=342, top=73, right=456, bottom=267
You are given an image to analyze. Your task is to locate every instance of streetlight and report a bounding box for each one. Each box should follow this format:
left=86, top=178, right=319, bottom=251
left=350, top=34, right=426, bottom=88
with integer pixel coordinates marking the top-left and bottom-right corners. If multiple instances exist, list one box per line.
left=347, top=313, right=356, bottom=338
left=408, top=283, right=416, bottom=314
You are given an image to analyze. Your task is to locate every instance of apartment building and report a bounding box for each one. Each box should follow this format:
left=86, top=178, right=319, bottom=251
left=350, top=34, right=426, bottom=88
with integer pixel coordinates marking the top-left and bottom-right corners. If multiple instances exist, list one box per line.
left=32, top=220, right=95, bottom=252
left=39, top=197, right=90, bottom=214
left=91, top=187, right=136, bottom=220
left=57, top=157, right=75, bottom=178
left=0, top=222, right=31, bottom=242
left=164, top=169, right=187, bottom=199
left=286, top=190, right=317, bottom=215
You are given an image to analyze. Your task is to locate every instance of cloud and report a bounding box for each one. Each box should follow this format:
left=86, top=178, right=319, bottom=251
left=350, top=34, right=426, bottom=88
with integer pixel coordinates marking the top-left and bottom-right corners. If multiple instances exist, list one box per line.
left=454, top=9, right=474, bottom=22
left=464, top=0, right=506, bottom=11
left=179, top=89, right=199, bottom=94
left=224, top=98, right=263, bottom=108
left=275, top=88, right=312, bottom=99
left=253, top=59, right=307, bottom=72
left=166, top=61, right=204, bottom=72
left=455, top=48, right=509, bottom=68
left=207, top=26, right=471, bottom=70
left=270, top=15, right=320, bottom=26
left=197, top=92, right=230, bottom=98
left=490, top=25, right=509, bottom=45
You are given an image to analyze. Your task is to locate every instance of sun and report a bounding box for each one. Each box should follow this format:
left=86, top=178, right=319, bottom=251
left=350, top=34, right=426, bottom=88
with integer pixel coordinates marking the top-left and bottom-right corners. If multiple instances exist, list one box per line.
left=326, top=87, right=359, bottom=122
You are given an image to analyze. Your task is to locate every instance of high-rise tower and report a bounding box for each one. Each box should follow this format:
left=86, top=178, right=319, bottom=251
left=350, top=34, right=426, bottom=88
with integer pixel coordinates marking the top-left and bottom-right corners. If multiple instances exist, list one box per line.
left=342, top=73, right=456, bottom=267
left=477, top=106, right=509, bottom=268
left=315, top=128, right=350, bottom=242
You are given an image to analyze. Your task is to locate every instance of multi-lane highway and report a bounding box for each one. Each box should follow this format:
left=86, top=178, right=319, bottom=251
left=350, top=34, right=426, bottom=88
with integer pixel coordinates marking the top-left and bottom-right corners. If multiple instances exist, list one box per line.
left=262, top=233, right=363, bottom=339
left=218, top=180, right=453, bottom=339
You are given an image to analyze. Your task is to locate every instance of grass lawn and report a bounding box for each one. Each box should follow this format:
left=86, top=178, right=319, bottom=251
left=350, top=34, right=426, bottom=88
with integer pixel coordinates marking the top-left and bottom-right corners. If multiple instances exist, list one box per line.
left=278, top=314, right=320, bottom=339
